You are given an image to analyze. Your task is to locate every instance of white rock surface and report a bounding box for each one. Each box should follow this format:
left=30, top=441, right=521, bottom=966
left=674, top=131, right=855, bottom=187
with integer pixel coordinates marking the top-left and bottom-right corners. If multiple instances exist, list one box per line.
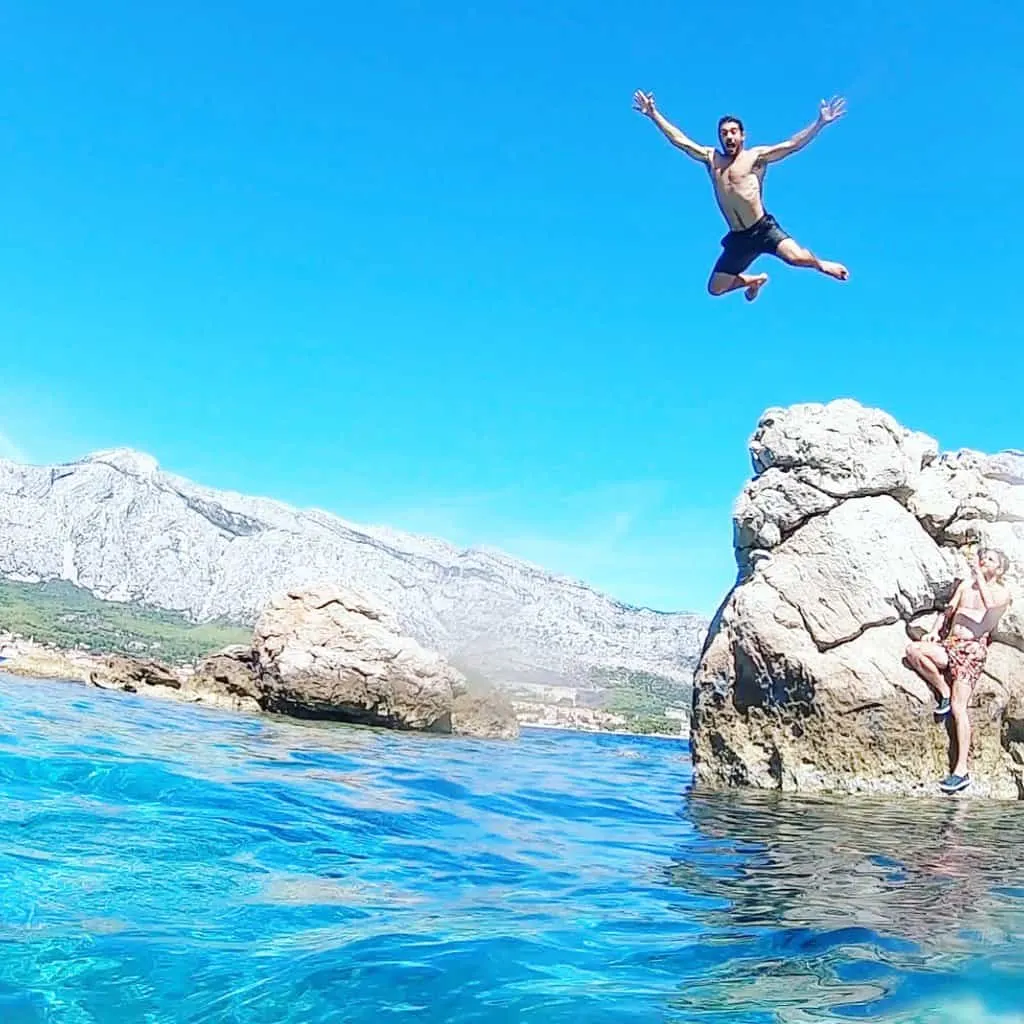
left=748, top=400, right=938, bottom=498
left=693, top=399, right=1024, bottom=800
left=253, top=585, right=518, bottom=738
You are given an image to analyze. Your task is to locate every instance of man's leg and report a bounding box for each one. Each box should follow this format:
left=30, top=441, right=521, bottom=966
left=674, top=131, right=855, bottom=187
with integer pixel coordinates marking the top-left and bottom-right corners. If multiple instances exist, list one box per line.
left=949, top=677, right=973, bottom=778
left=775, top=238, right=849, bottom=281
left=905, top=640, right=951, bottom=703
left=708, top=271, right=769, bottom=301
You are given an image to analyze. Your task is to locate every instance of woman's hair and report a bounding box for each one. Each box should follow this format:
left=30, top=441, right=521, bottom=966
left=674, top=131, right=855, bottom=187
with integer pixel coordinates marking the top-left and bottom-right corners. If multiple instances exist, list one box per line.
left=978, top=547, right=1010, bottom=578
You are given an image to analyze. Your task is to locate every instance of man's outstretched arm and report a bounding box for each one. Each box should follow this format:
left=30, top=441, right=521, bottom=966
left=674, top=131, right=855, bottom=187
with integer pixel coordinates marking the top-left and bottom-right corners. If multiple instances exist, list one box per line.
left=755, top=96, right=846, bottom=165
left=633, top=91, right=711, bottom=163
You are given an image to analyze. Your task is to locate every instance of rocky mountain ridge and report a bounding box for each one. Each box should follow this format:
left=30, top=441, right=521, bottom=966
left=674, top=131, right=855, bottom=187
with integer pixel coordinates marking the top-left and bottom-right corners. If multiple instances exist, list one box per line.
left=0, top=449, right=707, bottom=689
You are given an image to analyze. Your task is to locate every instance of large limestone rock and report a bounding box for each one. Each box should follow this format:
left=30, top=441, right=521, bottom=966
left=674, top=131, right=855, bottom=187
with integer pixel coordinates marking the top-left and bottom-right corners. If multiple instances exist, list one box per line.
left=693, top=400, right=1024, bottom=799
left=253, top=586, right=519, bottom=738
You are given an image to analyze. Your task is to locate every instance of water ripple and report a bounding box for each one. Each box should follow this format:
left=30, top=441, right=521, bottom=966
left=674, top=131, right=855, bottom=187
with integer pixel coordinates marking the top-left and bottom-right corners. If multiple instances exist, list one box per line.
left=1, top=674, right=1021, bottom=1022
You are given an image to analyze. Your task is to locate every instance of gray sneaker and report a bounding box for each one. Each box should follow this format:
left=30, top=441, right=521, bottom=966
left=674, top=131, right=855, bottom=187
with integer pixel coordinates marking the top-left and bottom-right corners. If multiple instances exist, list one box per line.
left=939, top=773, right=970, bottom=794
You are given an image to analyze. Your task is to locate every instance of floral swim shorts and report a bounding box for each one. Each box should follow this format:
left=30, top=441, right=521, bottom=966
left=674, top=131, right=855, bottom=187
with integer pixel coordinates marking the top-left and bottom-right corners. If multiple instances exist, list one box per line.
left=941, top=636, right=989, bottom=690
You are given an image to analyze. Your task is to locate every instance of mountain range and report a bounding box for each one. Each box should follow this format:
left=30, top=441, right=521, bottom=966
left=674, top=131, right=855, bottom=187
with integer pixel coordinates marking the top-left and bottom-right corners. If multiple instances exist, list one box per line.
left=0, top=448, right=708, bottom=689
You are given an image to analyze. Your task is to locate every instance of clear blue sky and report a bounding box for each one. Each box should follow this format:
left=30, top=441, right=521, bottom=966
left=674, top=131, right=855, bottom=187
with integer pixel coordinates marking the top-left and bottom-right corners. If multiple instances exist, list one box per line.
left=0, top=1, right=1020, bottom=616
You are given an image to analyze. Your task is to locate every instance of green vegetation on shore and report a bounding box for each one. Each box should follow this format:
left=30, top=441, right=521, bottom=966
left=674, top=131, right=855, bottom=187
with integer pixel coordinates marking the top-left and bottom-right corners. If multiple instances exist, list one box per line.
left=592, top=667, right=691, bottom=735
left=0, top=579, right=249, bottom=664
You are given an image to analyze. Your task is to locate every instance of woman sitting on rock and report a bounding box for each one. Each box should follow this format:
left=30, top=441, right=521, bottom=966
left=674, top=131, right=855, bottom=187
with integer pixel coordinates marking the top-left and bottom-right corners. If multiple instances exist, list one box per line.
left=905, top=549, right=1012, bottom=794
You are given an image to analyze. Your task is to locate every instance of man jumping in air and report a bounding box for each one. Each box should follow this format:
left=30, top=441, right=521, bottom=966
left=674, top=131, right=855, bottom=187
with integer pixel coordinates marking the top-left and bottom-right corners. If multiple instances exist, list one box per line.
left=633, top=91, right=850, bottom=301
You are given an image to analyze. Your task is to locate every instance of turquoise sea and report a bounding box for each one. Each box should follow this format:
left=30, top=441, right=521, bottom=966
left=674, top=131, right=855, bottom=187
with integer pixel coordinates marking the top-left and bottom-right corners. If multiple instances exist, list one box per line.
left=1, top=673, right=1022, bottom=1023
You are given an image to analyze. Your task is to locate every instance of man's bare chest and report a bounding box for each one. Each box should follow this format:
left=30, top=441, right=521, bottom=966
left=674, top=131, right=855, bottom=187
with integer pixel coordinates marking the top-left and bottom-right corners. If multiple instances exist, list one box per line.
left=712, top=156, right=763, bottom=192
left=957, top=589, right=994, bottom=620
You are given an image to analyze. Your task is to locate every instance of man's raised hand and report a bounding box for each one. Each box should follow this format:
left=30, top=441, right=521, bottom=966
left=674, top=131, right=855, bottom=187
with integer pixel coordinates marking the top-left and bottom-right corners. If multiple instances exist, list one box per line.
left=969, top=552, right=984, bottom=583
left=818, top=95, right=846, bottom=125
left=633, top=90, right=657, bottom=117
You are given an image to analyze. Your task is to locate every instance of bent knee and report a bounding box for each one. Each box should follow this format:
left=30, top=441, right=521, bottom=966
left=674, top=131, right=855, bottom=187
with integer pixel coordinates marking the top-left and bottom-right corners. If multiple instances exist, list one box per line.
left=707, top=272, right=737, bottom=296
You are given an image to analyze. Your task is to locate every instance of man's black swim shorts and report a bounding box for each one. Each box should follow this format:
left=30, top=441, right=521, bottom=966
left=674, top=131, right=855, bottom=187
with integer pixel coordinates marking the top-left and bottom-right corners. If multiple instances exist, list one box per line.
left=712, top=213, right=791, bottom=276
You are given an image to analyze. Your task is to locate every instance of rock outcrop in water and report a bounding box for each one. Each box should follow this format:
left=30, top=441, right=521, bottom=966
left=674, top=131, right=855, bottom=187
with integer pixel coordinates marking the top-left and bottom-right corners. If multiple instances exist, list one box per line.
left=691, top=400, right=1024, bottom=799
left=0, top=449, right=706, bottom=691
left=1, top=586, right=519, bottom=739
left=252, top=586, right=518, bottom=738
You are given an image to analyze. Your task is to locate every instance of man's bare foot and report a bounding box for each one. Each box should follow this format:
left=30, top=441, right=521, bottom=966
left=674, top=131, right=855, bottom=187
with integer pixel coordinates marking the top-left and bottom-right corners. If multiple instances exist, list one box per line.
left=821, top=261, right=849, bottom=281
left=744, top=274, right=768, bottom=301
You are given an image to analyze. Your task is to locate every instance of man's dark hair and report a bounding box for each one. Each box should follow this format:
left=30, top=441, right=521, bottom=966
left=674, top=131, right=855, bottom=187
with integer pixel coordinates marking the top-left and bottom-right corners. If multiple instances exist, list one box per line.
left=718, top=115, right=744, bottom=135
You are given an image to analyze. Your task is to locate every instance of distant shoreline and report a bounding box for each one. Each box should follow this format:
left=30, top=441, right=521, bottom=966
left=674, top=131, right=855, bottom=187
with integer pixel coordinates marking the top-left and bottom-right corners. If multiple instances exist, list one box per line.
left=0, top=639, right=692, bottom=743
left=519, top=722, right=687, bottom=741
